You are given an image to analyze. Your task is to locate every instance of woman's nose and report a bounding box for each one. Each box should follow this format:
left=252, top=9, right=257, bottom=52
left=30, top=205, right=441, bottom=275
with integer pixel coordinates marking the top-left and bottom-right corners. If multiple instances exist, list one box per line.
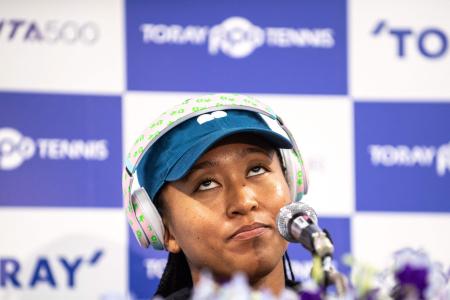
left=226, top=182, right=259, bottom=217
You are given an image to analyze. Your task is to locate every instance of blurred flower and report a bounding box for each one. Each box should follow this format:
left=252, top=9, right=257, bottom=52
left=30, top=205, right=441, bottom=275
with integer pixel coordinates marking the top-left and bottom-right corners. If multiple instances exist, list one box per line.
left=190, top=248, right=449, bottom=299
left=299, top=279, right=322, bottom=300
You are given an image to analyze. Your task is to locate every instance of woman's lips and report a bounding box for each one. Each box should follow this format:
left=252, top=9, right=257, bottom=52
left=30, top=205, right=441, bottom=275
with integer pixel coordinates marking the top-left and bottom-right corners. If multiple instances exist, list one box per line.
left=230, top=223, right=270, bottom=241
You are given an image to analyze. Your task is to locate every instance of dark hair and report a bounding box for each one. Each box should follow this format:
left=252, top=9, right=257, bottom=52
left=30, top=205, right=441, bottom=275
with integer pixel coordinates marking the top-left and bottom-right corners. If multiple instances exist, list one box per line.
left=153, top=192, right=193, bottom=298
left=154, top=251, right=193, bottom=298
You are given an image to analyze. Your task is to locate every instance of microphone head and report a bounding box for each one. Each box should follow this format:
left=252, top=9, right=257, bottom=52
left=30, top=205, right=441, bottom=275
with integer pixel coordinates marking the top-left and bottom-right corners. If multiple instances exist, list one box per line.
left=276, top=202, right=318, bottom=242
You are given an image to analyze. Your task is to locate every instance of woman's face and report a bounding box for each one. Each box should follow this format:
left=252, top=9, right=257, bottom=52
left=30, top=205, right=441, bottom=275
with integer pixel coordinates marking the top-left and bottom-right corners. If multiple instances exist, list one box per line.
left=160, top=134, right=291, bottom=286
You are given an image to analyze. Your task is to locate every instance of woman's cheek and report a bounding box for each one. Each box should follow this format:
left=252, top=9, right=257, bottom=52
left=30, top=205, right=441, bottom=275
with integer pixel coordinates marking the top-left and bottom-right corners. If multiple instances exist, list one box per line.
left=173, top=205, right=217, bottom=240
left=263, top=175, right=291, bottom=206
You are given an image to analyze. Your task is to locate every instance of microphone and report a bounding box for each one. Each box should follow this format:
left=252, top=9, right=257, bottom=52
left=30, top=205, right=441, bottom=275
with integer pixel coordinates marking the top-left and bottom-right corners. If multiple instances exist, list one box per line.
left=276, top=202, right=334, bottom=258
left=277, top=203, right=348, bottom=295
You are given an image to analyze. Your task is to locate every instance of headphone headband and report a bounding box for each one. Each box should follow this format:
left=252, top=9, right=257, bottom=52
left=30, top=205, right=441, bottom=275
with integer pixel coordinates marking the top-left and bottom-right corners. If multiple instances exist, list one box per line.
left=125, top=94, right=277, bottom=174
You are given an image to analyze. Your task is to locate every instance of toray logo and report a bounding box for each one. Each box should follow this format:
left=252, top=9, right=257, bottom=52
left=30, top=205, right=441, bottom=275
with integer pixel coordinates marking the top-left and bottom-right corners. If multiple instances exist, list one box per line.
left=140, top=16, right=335, bottom=59
left=372, top=20, right=448, bottom=59
left=0, top=250, right=103, bottom=289
left=0, top=19, right=99, bottom=45
left=368, top=142, right=450, bottom=176
left=0, top=127, right=109, bottom=171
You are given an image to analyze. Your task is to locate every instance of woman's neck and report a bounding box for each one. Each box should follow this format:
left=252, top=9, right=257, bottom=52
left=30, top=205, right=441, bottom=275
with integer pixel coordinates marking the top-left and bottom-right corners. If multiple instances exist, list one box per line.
left=248, top=258, right=286, bottom=295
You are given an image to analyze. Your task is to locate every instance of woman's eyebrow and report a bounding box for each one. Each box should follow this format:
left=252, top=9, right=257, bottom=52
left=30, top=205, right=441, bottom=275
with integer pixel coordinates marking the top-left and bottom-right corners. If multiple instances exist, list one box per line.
left=240, top=146, right=274, bottom=159
left=189, top=160, right=219, bottom=172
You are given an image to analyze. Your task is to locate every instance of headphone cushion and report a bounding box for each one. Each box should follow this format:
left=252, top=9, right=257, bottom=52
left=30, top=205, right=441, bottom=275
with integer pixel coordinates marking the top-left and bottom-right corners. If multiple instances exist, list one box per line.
left=279, top=149, right=307, bottom=201
left=131, top=188, right=165, bottom=250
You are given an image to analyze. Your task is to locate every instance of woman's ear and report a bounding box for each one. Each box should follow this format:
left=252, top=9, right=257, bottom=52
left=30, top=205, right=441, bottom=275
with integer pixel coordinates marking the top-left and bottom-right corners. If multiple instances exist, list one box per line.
left=158, top=186, right=181, bottom=253
left=163, top=219, right=181, bottom=253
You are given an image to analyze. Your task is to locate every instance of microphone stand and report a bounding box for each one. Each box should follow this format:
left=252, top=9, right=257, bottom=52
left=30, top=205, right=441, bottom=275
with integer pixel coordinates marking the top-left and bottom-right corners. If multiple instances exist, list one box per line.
left=310, top=231, right=348, bottom=298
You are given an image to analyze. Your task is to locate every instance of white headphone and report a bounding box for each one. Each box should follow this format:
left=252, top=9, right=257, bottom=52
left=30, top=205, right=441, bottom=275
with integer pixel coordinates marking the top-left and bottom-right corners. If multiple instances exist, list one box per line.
left=123, top=94, right=308, bottom=250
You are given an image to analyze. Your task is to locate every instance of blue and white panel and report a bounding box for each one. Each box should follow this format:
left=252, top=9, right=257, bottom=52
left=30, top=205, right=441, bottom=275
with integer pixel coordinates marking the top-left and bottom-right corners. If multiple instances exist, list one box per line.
left=0, top=0, right=124, bottom=93
left=0, top=0, right=449, bottom=299
left=126, top=0, right=347, bottom=94
left=352, top=213, right=450, bottom=268
left=0, top=92, right=122, bottom=207
left=0, top=208, right=126, bottom=300
left=353, top=100, right=450, bottom=271
left=355, top=102, right=450, bottom=212
left=0, top=91, right=125, bottom=298
left=350, top=0, right=450, bottom=99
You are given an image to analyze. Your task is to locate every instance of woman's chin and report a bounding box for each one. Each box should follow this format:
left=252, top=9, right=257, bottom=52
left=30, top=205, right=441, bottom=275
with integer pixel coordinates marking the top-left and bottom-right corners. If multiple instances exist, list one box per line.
left=218, top=255, right=282, bottom=283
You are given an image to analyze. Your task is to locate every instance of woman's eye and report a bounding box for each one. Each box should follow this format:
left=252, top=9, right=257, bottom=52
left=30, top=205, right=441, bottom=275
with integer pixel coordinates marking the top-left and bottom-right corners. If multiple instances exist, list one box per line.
left=247, top=166, right=266, bottom=177
left=197, top=179, right=219, bottom=191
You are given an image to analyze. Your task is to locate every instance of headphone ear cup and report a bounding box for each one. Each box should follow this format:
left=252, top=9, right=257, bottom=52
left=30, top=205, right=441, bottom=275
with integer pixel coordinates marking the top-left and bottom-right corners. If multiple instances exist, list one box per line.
left=279, top=149, right=308, bottom=202
left=130, top=188, right=165, bottom=250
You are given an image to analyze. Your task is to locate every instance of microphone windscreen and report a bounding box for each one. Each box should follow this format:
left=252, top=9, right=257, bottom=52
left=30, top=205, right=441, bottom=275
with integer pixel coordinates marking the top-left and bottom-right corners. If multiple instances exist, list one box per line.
left=276, top=202, right=318, bottom=242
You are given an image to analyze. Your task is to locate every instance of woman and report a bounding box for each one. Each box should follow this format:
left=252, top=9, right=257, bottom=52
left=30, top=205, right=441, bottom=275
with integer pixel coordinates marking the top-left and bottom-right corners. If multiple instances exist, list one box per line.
left=124, top=94, right=306, bottom=299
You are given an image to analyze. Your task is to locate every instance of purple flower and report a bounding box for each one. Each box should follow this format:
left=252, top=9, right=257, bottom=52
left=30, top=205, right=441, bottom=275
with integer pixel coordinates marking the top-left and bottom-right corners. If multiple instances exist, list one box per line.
left=396, top=264, right=428, bottom=290
left=299, top=279, right=322, bottom=300
left=299, top=291, right=322, bottom=300
left=394, top=264, right=428, bottom=299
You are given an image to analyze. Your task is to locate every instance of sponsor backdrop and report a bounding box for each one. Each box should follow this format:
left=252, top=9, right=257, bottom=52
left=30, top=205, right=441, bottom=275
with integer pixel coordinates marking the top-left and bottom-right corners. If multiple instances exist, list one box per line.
left=0, top=0, right=449, bottom=299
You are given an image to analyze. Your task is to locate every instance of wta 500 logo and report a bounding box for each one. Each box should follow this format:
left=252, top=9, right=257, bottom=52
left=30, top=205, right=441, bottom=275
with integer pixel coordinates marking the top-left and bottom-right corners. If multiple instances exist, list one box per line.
left=368, top=142, right=450, bottom=176
left=0, top=19, right=99, bottom=45
left=140, top=16, right=335, bottom=59
left=0, top=127, right=109, bottom=171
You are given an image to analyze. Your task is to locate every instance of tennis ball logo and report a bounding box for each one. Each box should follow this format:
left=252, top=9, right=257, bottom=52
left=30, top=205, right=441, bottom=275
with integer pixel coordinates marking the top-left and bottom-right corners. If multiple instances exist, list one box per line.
left=436, top=142, right=450, bottom=176
left=0, top=128, right=35, bottom=170
left=209, top=17, right=264, bottom=59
